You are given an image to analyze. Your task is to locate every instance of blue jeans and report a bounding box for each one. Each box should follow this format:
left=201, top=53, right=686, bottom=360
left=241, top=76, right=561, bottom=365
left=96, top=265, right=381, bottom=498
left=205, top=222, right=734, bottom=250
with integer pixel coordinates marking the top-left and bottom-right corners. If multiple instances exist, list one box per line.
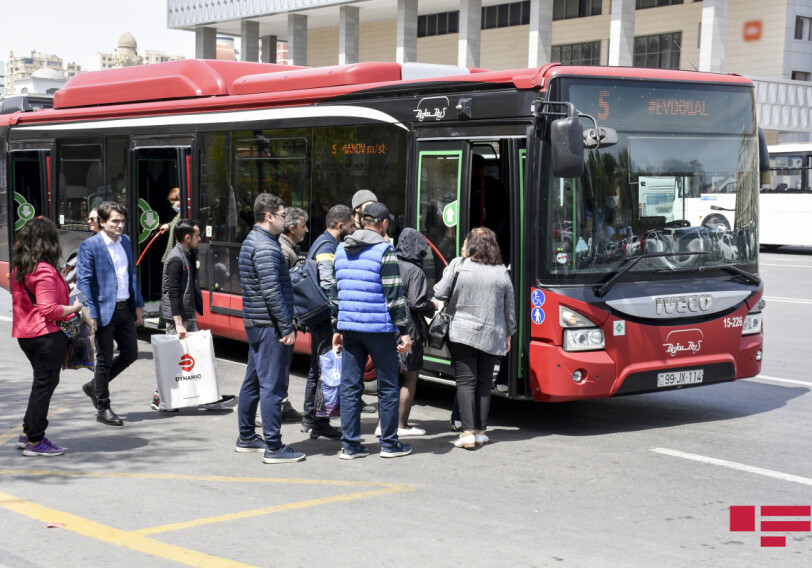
left=237, top=325, right=291, bottom=451
left=340, top=331, right=400, bottom=452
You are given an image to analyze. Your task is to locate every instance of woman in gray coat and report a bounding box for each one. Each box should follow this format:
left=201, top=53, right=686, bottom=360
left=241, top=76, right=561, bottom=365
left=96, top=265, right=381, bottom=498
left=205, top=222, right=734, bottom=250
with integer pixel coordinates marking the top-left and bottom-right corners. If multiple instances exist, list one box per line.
left=434, top=228, right=516, bottom=449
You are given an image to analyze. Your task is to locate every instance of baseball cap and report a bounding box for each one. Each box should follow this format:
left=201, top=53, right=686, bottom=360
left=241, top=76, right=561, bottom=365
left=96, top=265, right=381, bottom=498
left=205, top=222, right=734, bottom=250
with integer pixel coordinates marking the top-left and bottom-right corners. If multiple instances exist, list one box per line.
left=351, top=189, right=377, bottom=210
left=361, top=202, right=393, bottom=224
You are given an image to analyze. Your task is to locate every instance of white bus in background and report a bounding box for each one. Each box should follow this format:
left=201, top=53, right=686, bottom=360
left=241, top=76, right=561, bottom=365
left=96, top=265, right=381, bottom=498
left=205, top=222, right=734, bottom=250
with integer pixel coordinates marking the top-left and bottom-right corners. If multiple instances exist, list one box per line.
left=761, top=143, right=812, bottom=249
left=638, top=175, right=737, bottom=231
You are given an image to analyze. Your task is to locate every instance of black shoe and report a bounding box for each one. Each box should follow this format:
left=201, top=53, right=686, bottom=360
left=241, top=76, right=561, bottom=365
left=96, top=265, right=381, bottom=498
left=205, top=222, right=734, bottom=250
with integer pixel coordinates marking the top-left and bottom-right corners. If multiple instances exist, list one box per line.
left=300, top=422, right=313, bottom=433
left=97, top=408, right=123, bottom=426
left=281, top=399, right=303, bottom=423
left=309, top=423, right=341, bottom=440
left=82, top=382, right=98, bottom=409
left=360, top=398, right=376, bottom=413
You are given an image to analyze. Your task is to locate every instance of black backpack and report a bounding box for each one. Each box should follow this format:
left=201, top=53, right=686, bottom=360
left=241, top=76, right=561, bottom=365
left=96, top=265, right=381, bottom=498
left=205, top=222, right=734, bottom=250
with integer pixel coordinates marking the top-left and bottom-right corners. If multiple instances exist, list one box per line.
left=290, top=241, right=332, bottom=327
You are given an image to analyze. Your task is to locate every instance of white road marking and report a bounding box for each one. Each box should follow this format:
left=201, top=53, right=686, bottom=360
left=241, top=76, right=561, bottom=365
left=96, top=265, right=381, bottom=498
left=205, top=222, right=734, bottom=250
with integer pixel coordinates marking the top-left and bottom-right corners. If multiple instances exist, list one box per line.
left=760, top=263, right=812, bottom=268
left=763, top=296, right=812, bottom=305
left=0, top=315, right=12, bottom=322
left=652, top=448, right=812, bottom=487
left=750, top=375, right=812, bottom=387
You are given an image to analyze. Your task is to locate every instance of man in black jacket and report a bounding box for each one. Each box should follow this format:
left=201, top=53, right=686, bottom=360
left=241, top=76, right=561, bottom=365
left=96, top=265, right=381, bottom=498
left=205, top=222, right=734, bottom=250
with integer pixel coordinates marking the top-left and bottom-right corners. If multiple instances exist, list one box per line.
left=235, top=193, right=305, bottom=464
left=152, top=219, right=235, bottom=411
left=300, top=204, right=354, bottom=439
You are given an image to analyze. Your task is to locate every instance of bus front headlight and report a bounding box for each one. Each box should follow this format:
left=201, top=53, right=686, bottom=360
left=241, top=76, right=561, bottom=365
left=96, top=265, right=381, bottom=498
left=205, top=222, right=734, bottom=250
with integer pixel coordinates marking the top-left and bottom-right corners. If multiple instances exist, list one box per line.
left=742, top=313, right=762, bottom=335
left=563, top=328, right=605, bottom=351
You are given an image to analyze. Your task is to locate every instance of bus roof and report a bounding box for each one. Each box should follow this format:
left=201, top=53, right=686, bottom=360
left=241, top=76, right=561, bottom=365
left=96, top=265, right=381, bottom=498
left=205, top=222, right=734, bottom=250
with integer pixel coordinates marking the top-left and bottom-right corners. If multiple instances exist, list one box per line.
left=0, top=61, right=753, bottom=127
left=546, top=65, right=752, bottom=86
left=768, top=143, right=812, bottom=153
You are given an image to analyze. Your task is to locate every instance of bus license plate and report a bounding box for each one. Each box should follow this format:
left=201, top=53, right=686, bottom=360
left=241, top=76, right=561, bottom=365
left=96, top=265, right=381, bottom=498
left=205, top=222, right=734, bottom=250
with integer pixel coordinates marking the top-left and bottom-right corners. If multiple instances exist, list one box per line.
left=657, top=369, right=704, bottom=388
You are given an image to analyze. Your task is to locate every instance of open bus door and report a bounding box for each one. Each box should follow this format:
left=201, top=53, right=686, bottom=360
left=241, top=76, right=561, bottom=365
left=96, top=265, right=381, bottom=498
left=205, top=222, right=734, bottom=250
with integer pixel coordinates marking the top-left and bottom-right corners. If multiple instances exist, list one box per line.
left=414, top=137, right=526, bottom=397
left=6, top=146, right=53, bottom=288
left=414, top=140, right=467, bottom=376
left=8, top=147, right=50, bottom=235
left=130, top=139, right=192, bottom=323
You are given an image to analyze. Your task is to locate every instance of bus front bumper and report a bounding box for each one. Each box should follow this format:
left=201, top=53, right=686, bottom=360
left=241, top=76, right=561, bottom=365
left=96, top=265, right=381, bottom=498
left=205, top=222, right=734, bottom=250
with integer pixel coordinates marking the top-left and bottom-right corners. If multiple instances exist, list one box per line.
left=527, top=334, right=762, bottom=402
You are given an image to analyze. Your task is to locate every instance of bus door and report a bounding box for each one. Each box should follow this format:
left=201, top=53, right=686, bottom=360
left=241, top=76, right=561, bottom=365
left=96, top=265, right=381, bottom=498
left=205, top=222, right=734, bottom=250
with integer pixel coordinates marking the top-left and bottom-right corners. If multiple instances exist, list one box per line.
left=414, top=137, right=525, bottom=396
left=414, top=140, right=469, bottom=371
left=130, top=140, right=192, bottom=320
left=8, top=146, right=51, bottom=239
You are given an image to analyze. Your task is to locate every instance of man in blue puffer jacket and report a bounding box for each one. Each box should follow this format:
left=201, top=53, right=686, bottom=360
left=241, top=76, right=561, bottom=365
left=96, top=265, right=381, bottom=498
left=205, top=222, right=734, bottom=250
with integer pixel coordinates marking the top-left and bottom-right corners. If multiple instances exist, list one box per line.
left=234, top=193, right=305, bottom=464
left=330, top=202, right=413, bottom=460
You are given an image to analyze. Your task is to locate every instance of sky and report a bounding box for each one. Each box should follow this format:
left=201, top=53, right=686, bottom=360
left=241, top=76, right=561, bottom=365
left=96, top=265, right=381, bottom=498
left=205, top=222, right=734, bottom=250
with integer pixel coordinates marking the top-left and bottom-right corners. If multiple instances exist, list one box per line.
left=0, top=0, right=198, bottom=66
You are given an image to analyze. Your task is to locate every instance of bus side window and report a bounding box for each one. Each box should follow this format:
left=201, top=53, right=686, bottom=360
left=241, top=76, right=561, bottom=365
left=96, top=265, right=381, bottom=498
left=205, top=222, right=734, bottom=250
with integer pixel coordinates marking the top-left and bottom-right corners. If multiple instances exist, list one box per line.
left=57, top=143, right=103, bottom=231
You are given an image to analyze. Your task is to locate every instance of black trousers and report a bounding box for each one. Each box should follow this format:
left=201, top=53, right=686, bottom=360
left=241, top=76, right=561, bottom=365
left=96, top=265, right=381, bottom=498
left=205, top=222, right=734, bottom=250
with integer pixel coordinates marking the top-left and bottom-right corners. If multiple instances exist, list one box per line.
left=92, top=306, right=139, bottom=409
left=18, top=331, right=68, bottom=443
left=303, top=322, right=333, bottom=427
left=448, top=340, right=499, bottom=431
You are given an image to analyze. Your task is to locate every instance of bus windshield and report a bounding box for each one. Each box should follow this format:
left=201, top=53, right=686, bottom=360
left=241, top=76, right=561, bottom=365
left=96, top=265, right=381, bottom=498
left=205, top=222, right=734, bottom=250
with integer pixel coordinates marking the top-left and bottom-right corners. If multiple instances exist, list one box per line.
left=544, top=79, right=758, bottom=282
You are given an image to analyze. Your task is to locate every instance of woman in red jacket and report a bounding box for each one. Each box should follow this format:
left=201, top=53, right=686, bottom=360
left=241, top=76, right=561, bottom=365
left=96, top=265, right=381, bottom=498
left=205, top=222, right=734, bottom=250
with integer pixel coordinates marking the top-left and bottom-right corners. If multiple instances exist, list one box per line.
left=11, top=218, right=83, bottom=456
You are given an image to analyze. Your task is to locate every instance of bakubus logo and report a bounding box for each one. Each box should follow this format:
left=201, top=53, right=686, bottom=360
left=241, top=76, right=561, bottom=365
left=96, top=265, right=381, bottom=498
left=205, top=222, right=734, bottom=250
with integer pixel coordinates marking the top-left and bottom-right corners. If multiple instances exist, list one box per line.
left=662, top=329, right=703, bottom=357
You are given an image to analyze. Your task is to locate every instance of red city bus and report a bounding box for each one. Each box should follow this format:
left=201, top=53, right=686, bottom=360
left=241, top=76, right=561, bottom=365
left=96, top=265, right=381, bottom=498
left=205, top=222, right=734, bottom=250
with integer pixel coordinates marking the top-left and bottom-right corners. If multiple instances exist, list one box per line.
left=0, top=60, right=767, bottom=401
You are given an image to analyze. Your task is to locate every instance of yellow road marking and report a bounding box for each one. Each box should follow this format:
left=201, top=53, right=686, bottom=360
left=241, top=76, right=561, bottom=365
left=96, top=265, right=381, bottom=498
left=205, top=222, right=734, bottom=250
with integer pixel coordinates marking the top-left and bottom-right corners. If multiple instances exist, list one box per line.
left=0, top=469, right=400, bottom=488
left=134, top=484, right=413, bottom=536
left=0, top=489, right=259, bottom=568
left=0, top=469, right=417, bottom=566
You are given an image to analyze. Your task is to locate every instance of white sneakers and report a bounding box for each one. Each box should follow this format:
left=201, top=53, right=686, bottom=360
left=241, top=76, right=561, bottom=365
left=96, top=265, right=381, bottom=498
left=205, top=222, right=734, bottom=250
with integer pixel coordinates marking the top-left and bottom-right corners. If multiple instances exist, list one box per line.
left=454, top=432, right=489, bottom=449
left=374, top=425, right=427, bottom=437
left=453, top=434, right=475, bottom=448
left=398, top=426, right=426, bottom=437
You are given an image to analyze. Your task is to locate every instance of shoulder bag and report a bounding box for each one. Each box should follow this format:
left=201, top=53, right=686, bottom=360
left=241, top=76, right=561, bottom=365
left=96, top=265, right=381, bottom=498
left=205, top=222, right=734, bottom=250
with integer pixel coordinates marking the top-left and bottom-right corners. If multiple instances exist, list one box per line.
left=427, top=259, right=465, bottom=350
left=24, top=283, right=82, bottom=339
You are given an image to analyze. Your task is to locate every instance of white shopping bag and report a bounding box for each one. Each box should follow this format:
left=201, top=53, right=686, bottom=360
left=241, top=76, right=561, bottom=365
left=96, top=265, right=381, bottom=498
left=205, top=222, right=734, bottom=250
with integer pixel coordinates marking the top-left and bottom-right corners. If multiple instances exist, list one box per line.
left=151, top=330, right=221, bottom=409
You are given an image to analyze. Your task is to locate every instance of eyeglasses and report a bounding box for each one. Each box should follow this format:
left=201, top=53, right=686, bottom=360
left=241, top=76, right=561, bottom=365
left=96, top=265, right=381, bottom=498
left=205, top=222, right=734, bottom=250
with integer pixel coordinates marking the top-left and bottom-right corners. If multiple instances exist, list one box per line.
left=87, top=217, right=98, bottom=222
left=272, top=210, right=287, bottom=218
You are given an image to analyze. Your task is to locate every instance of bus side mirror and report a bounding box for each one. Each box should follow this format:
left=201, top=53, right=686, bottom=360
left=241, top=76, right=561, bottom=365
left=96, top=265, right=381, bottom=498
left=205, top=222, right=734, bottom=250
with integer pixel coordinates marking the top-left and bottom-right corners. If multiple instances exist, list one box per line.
left=551, top=117, right=585, bottom=178
left=758, top=127, right=769, bottom=174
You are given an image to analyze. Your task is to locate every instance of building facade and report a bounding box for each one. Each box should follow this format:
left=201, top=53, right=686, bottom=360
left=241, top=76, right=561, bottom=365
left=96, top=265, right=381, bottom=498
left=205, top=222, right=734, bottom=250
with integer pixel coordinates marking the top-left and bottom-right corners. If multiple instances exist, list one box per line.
left=86, top=32, right=185, bottom=72
left=13, top=68, right=66, bottom=95
left=167, top=0, right=811, bottom=141
left=4, top=51, right=81, bottom=95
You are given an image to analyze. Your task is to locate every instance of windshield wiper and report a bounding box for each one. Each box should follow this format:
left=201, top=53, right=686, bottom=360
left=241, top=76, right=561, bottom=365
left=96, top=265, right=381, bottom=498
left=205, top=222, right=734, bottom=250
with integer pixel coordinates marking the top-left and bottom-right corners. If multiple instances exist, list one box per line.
left=715, top=264, right=761, bottom=286
left=593, top=252, right=709, bottom=298
left=653, top=264, right=762, bottom=286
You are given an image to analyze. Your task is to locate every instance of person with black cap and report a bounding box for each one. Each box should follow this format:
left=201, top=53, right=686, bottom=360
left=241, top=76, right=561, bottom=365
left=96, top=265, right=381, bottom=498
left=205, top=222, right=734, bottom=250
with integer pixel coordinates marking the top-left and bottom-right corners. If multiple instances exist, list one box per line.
left=331, top=202, right=413, bottom=459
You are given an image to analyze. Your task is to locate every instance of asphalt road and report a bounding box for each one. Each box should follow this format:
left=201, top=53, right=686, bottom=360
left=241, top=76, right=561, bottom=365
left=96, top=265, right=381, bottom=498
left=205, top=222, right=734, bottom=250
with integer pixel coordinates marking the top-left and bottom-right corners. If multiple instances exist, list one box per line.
left=1, top=248, right=810, bottom=567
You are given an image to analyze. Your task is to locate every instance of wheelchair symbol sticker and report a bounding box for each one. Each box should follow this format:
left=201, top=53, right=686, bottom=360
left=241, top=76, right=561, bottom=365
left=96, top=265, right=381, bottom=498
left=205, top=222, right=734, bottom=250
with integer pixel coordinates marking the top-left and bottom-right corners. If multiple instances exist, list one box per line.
left=531, top=289, right=545, bottom=307
left=531, top=307, right=545, bottom=325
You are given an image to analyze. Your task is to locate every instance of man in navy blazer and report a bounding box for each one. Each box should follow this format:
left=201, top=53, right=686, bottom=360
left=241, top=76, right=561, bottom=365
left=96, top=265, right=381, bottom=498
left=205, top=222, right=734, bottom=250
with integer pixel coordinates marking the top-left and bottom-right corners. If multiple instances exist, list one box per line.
left=77, top=201, right=144, bottom=426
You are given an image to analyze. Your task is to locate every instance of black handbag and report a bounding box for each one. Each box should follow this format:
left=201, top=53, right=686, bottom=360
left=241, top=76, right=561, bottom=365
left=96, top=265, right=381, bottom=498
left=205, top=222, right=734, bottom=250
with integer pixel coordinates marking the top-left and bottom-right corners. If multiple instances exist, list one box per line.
left=24, top=283, right=82, bottom=339
left=427, top=259, right=464, bottom=350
